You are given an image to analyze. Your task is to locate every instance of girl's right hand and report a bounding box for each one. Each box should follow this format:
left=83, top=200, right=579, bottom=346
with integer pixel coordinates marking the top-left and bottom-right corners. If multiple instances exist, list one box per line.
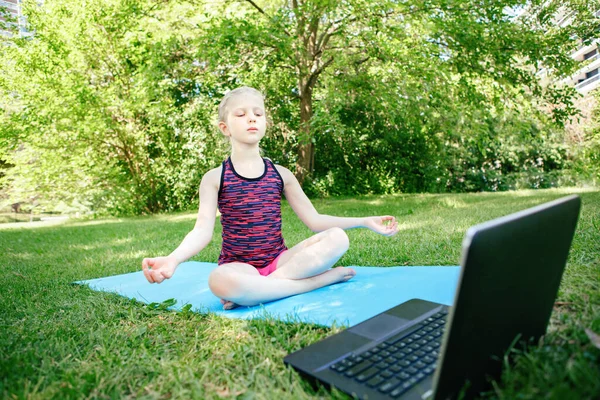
left=364, top=216, right=399, bottom=237
left=141, top=255, right=178, bottom=284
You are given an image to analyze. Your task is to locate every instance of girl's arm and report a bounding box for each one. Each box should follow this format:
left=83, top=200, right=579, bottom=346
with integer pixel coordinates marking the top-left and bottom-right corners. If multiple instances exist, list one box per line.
left=142, top=167, right=220, bottom=283
left=169, top=168, right=220, bottom=263
left=277, top=166, right=398, bottom=236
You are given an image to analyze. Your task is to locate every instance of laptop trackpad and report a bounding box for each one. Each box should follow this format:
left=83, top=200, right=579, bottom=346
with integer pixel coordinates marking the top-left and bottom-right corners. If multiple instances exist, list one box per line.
left=349, top=314, right=410, bottom=341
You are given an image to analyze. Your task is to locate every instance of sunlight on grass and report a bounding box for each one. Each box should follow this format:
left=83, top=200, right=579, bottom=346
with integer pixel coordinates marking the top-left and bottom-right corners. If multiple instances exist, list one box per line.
left=437, top=197, right=468, bottom=209
left=69, top=237, right=134, bottom=251
left=366, top=198, right=385, bottom=205
left=61, top=218, right=127, bottom=229
left=0, top=219, right=72, bottom=230
left=503, top=187, right=599, bottom=196
left=397, top=220, right=432, bottom=231
left=154, top=212, right=198, bottom=222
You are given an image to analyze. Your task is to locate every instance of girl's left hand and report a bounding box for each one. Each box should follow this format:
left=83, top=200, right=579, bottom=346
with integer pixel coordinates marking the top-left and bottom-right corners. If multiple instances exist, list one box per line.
left=365, top=216, right=399, bottom=236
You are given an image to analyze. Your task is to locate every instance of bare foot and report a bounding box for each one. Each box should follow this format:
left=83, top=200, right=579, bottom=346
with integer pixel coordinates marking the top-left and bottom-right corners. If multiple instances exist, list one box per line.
left=338, top=266, right=356, bottom=282
left=220, top=298, right=239, bottom=310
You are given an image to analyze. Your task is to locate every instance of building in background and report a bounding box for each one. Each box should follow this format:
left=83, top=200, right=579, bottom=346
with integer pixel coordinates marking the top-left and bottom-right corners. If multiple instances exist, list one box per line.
left=555, top=8, right=600, bottom=142
left=0, top=0, right=28, bottom=37
left=534, top=9, right=600, bottom=96
left=565, top=41, right=599, bottom=94
left=527, top=6, right=599, bottom=141
left=559, top=10, right=600, bottom=95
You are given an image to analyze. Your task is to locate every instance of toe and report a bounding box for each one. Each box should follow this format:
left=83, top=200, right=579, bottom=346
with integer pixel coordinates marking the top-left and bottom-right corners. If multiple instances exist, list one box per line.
left=223, top=301, right=239, bottom=310
left=343, top=267, right=356, bottom=281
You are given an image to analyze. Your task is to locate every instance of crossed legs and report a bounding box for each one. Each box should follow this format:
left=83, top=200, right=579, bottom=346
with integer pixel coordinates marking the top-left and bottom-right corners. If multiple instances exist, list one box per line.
left=208, top=227, right=355, bottom=309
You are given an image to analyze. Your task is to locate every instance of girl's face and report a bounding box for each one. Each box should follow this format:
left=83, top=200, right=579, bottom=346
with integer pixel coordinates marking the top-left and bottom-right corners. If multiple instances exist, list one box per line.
left=219, top=94, right=267, bottom=146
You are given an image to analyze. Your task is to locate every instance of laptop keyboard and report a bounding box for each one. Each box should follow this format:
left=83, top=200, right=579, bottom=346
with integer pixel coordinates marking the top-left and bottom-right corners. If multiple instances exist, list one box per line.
left=329, top=309, right=448, bottom=398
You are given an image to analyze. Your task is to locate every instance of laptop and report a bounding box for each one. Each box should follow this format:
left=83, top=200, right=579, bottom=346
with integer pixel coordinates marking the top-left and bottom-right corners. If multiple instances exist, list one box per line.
left=284, top=195, right=581, bottom=399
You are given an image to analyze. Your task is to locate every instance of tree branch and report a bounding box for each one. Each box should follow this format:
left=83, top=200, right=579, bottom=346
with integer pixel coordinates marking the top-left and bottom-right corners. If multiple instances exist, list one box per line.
left=307, top=56, right=334, bottom=89
left=243, top=0, right=266, bottom=15
left=242, top=0, right=292, bottom=37
left=354, top=56, right=370, bottom=66
left=316, top=13, right=351, bottom=52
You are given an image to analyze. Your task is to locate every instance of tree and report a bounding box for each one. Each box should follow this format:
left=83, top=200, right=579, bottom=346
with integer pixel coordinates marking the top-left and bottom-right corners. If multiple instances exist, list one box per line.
left=0, top=0, right=228, bottom=214
left=1, top=0, right=597, bottom=215
left=201, top=0, right=597, bottom=185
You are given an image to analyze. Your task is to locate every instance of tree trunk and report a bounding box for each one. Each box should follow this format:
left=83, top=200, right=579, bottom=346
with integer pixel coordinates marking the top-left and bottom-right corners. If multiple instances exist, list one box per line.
left=295, top=80, right=314, bottom=185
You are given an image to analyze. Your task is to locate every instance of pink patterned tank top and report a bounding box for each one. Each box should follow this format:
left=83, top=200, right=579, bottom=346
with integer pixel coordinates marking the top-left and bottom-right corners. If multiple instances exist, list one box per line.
left=217, top=157, right=287, bottom=269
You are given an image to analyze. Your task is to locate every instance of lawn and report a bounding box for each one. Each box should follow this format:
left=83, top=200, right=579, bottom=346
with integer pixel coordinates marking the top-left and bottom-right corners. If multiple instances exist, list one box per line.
left=1, top=188, right=599, bottom=399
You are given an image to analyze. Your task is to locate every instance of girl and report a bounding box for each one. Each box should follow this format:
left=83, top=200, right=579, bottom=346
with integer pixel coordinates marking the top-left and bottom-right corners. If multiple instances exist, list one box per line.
left=142, top=87, right=399, bottom=310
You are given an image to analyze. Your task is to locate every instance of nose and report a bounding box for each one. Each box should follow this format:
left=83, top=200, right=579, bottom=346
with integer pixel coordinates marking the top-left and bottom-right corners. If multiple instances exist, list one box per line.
left=248, top=113, right=256, bottom=123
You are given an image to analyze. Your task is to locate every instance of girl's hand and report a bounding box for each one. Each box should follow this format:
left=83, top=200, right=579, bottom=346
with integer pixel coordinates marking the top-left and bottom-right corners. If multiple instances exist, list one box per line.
left=364, top=216, right=399, bottom=237
left=142, top=255, right=179, bottom=283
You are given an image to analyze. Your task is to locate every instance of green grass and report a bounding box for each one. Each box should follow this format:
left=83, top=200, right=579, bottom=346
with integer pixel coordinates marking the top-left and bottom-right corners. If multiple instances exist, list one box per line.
left=1, top=188, right=599, bottom=399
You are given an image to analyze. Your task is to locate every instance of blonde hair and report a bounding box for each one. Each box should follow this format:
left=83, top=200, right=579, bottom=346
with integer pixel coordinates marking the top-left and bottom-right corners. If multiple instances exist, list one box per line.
left=218, top=86, right=265, bottom=123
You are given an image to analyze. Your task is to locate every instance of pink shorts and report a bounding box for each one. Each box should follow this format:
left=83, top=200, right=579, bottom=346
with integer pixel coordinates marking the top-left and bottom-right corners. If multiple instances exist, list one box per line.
left=257, top=251, right=287, bottom=277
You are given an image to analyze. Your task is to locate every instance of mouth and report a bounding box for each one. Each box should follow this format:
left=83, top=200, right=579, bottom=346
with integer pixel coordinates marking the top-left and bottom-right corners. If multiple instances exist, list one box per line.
left=247, top=128, right=258, bottom=132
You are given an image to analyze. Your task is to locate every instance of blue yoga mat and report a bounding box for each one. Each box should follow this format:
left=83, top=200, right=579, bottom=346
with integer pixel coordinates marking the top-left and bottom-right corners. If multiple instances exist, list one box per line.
left=77, top=262, right=460, bottom=327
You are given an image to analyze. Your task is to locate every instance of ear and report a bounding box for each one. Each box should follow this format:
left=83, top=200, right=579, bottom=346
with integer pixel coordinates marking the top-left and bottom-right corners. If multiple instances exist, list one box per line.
left=218, top=121, right=230, bottom=137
